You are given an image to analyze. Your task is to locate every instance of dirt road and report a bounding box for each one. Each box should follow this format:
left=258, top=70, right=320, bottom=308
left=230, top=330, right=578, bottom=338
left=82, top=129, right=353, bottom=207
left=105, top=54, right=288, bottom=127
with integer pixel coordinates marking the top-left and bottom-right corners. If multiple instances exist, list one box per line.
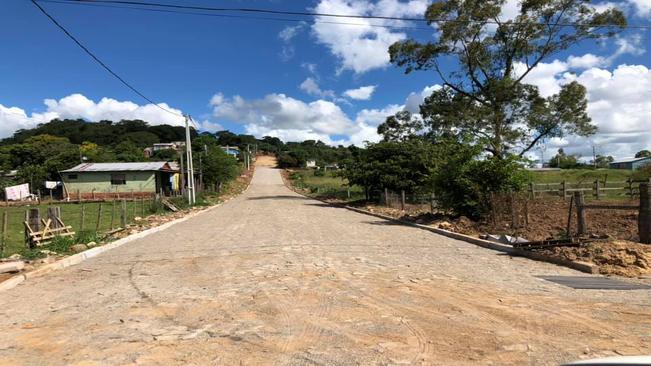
left=0, top=167, right=649, bottom=365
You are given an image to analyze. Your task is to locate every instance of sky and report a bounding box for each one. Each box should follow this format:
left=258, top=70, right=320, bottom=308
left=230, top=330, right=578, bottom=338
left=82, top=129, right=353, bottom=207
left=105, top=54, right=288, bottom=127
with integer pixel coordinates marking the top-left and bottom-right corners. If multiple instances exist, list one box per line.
left=0, top=0, right=650, bottom=162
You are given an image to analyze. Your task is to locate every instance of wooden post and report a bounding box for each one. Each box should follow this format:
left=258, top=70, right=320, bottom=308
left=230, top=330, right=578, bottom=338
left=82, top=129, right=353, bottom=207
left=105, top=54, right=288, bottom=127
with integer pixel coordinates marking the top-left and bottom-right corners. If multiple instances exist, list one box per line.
left=594, top=179, right=601, bottom=200
left=529, top=182, right=535, bottom=199
left=566, top=195, right=574, bottom=237
left=574, top=191, right=586, bottom=235
left=77, top=189, right=81, bottom=202
left=110, top=200, right=116, bottom=230
left=80, top=203, right=85, bottom=232
left=37, top=189, right=41, bottom=204
left=26, top=208, right=40, bottom=247
left=120, top=199, right=127, bottom=228
left=92, top=188, right=96, bottom=201
left=49, top=189, right=53, bottom=202
left=509, top=191, right=518, bottom=228
left=0, top=211, right=6, bottom=256
left=639, top=183, right=650, bottom=244
left=133, top=197, right=137, bottom=218
left=627, top=178, right=633, bottom=197
left=384, top=188, right=389, bottom=206
left=400, top=190, right=406, bottom=211
left=347, top=187, right=351, bottom=200
left=430, top=192, right=436, bottom=213
left=95, top=203, right=103, bottom=232
left=48, top=206, right=62, bottom=229
left=561, top=180, right=567, bottom=199
left=141, top=197, right=145, bottom=217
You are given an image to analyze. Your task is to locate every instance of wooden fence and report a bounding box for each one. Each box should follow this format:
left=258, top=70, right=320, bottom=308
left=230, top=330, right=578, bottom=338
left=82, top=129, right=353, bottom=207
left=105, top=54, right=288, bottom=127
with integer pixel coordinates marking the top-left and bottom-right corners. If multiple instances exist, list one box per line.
left=573, top=183, right=650, bottom=243
left=529, top=178, right=651, bottom=199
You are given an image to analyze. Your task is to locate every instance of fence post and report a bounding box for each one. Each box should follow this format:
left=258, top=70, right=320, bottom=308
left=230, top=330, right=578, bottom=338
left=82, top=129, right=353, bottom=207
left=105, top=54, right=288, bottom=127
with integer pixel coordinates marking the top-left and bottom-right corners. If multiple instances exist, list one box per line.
left=120, top=199, right=127, bottom=228
left=347, top=187, right=351, bottom=200
left=26, top=208, right=41, bottom=247
left=400, top=190, right=406, bottom=211
left=627, top=178, right=633, bottom=197
left=384, top=188, right=389, bottom=206
left=529, top=182, right=535, bottom=199
left=639, top=183, right=650, bottom=244
left=509, top=191, right=518, bottom=228
left=0, top=211, right=6, bottom=256
left=561, top=180, right=567, bottom=199
left=95, top=203, right=103, bottom=232
left=430, top=192, right=436, bottom=213
left=48, top=206, right=62, bottom=229
left=92, top=189, right=96, bottom=201
left=110, top=200, right=116, bottom=230
left=594, top=179, right=601, bottom=200
left=574, top=191, right=586, bottom=235
left=80, top=203, right=85, bottom=232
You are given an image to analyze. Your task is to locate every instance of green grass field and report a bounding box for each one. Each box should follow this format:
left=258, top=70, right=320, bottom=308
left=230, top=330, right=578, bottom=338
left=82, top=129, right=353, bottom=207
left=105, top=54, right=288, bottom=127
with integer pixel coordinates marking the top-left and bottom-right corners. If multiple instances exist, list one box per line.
left=290, top=169, right=364, bottom=201
left=0, top=199, right=167, bottom=259
left=529, top=169, right=633, bottom=184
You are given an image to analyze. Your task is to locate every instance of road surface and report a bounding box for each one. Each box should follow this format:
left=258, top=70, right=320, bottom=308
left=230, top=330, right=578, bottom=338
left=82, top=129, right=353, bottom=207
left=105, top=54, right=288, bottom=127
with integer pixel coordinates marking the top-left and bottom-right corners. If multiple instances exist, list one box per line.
left=0, top=166, right=649, bottom=365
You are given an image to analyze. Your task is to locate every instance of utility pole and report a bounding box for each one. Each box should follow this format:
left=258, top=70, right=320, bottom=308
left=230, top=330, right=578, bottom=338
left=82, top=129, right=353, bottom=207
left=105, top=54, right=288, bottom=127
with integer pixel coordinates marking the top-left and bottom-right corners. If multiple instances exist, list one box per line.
left=184, top=115, right=195, bottom=205
left=593, top=145, right=597, bottom=169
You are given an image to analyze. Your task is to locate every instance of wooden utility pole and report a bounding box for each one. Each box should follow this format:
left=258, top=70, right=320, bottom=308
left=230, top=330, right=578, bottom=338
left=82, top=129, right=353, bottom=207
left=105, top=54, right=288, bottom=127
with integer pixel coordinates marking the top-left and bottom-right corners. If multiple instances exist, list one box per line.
left=184, top=115, right=195, bottom=205
left=574, top=191, right=586, bottom=235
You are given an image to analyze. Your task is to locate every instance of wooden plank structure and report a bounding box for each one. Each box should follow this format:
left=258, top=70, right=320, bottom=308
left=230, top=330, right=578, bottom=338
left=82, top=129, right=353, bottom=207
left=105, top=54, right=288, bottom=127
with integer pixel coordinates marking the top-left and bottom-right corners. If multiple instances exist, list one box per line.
left=24, top=208, right=75, bottom=248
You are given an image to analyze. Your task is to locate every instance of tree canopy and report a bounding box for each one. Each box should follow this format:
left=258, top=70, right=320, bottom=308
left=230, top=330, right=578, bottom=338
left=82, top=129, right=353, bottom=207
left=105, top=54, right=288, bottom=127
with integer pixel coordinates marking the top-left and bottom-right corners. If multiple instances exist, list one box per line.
left=387, top=0, right=625, bottom=158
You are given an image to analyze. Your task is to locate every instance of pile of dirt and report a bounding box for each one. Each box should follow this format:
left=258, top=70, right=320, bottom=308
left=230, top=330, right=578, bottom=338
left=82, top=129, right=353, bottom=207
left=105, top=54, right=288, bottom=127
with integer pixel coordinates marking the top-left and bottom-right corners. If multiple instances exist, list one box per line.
left=539, top=241, right=651, bottom=278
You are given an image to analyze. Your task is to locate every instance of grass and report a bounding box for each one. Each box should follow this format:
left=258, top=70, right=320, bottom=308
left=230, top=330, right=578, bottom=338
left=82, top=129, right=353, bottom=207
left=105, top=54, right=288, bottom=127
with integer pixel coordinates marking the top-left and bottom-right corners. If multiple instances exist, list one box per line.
left=289, top=169, right=364, bottom=201
left=0, top=199, right=158, bottom=259
left=530, top=169, right=634, bottom=184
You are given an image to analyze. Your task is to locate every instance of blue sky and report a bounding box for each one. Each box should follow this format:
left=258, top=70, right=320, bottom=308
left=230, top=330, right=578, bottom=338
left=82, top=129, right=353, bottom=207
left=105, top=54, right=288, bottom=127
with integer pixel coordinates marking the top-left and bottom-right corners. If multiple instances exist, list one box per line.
left=1, top=0, right=650, bottom=160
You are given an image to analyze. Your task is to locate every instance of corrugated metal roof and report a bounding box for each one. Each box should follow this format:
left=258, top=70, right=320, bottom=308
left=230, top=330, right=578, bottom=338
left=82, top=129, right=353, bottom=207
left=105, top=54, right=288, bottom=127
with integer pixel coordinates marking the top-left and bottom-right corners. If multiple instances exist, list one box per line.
left=62, top=162, right=172, bottom=173
left=611, top=156, right=651, bottom=164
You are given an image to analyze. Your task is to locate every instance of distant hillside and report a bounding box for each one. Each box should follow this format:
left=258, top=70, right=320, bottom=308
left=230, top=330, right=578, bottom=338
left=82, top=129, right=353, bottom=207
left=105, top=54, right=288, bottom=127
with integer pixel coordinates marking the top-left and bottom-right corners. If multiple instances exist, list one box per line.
left=1, top=119, right=196, bottom=148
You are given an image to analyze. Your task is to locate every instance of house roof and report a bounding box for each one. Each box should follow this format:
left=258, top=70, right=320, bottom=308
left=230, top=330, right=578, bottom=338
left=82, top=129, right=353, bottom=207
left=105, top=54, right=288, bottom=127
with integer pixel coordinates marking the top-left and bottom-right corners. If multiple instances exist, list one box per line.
left=62, top=162, right=175, bottom=173
left=611, top=156, right=651, bottom=164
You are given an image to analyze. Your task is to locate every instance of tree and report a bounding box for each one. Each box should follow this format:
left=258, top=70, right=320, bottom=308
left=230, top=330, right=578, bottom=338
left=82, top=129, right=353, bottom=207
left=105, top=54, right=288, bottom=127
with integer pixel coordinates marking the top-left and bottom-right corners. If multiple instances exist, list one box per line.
left=377, top=111, right=424, bottom=142
left=635, top=150, right=651, bottom=158
left=594, top=155, right=614, bottom=169
left=549, top=148, right=579, bottom=169
left=388, top=0, right=625, bottom=158
left=114, top=141, right=146, bottom=162
left=200, top=147, right=239, bottom=190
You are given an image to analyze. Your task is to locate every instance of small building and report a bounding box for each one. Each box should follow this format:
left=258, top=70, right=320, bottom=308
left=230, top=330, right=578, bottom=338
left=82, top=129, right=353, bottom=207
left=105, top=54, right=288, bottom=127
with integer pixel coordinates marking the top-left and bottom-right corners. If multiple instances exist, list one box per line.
left=61, top=162, right=179, bottom=199
left=144, top=141, right=185, bottom=158
left=305, top=160, right=317, bottom=168
left=609, top=156, right=651, bottom=170
left=221, top=146, right=240, bottom=157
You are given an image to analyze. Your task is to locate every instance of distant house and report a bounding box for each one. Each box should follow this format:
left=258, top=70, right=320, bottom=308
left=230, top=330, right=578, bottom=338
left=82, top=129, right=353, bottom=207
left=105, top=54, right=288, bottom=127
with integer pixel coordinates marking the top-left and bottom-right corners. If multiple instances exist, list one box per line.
left=609, top=156, right=651, bottom=170
left=305, top=160, right=317, bottom=168
left=221, top=146, right=240, bottom=157
left=61, top=162, right=180, bottom=199
left=144, top=141, right=185, bottom=158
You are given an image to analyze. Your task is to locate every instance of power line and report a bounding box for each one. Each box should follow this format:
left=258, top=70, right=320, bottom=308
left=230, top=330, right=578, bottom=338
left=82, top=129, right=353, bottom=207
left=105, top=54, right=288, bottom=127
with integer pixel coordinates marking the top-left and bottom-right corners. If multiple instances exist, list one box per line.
left=39, top=0, right=438, bottom=32
left=57, top=0, right=651, bottom=30
left=30, top=0, right=184, bottom=118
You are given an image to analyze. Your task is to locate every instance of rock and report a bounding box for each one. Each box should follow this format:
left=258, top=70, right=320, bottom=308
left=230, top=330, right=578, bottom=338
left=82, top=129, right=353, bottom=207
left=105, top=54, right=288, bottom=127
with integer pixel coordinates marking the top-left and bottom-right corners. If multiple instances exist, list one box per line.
left=39, top=249, right=57, bottom=256
left=86, top=241, right=97, bottom=248
left=134, top=216, right=142, bottom=221
left=0, top=261, right=25, bottom=274
left=8, top=254, right=21, bottom=260
left=438, top=221, right=453, bottom=231
left=70, top=244, right=88, bottom=253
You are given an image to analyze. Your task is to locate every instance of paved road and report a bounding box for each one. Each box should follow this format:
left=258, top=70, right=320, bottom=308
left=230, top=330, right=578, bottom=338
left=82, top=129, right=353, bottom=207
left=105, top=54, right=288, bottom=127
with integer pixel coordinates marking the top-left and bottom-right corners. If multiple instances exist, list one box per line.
left=0, top=167, right=649, bottom=366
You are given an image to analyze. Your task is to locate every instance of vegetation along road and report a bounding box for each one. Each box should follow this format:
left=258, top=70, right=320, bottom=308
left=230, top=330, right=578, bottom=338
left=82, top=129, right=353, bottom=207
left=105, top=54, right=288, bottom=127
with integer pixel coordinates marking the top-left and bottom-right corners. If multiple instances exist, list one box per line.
left=0, top=165, right=649, bottom=365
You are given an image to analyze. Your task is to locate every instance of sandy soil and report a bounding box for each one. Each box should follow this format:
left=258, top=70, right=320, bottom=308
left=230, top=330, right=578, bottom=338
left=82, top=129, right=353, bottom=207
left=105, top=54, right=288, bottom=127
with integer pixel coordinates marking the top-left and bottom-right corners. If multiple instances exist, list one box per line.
left=0, top=167, right=649, bottom=365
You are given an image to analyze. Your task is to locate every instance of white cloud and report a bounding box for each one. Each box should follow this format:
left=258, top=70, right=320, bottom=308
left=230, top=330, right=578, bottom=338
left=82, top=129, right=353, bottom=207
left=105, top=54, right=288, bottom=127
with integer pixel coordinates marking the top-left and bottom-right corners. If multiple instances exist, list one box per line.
left=278, top=22, right=306, bottom=61
left=404, top=84, right=441, bottom=112
left=567, top=54, right=607, bottom=69
left=343, top=85, right=377, bottom=100
left=514, top=62, right=651, bottom=160
left=299, top=77, right=336, bottom=99
left=311, top=0, right=429, bottom=73
left=0, top=94, right=185, bottom=139
left=627, top=0, right=651, bottom=15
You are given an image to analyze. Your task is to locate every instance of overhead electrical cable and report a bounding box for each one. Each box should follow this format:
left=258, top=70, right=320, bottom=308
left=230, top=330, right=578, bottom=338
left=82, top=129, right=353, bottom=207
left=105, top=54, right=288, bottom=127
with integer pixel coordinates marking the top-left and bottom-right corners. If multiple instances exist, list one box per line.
left=30, top=0, right=184, bottom=118
left=54, top=0, right=651, bottom=30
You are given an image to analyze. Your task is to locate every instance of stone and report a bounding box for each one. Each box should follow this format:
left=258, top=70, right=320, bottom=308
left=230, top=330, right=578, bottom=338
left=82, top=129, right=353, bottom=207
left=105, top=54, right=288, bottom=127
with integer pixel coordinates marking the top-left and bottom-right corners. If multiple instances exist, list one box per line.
left=8, top=254, right=21, bottom=260
left=0, top=261, right=24, bottom=274
left=39, top=249, right=57, bottom=256
left=86, top=241, right=97, bottom=248
left=70, top=244, right=88, bottom=253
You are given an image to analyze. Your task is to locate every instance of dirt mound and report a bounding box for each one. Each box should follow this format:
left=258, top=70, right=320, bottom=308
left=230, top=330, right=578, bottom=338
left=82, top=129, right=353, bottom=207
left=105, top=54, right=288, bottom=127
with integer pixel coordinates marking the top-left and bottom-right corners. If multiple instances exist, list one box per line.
left=255, top=155, right=277, bottom=167
left=540, top=241, right=651, bottom=277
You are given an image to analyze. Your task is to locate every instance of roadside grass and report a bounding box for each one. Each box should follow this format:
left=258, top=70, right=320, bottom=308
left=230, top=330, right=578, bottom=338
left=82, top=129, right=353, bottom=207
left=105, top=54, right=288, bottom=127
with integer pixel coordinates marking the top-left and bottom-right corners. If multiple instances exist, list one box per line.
left=289, top=169, right=364, bottom=201
left=0, top=200, right=158, bottom=259
left=530, top=169, right=633, bottom=184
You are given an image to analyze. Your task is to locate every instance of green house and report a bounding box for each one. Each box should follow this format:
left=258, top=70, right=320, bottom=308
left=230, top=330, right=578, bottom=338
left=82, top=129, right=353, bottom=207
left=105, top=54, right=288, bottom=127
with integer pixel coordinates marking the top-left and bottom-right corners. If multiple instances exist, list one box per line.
left=61, top=162, right=178, bottom=199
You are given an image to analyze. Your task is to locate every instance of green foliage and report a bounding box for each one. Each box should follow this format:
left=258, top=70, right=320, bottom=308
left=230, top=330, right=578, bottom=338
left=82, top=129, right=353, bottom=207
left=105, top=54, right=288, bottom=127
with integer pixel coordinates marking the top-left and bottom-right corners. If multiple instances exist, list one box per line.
left=594, top=155, right=614, bottom=169
left=114, top=140, right=146, bottom=162
left=388, top=0, right=624, bottom=158
left=431, top=142, right=530, bottom=218
left=635, top=150, right=651, bottom=158
left=548, top=148, right=580, bottom=169
left=632, top=165, right=651, bottom=181
left=340, top=141, right=436, bottom=196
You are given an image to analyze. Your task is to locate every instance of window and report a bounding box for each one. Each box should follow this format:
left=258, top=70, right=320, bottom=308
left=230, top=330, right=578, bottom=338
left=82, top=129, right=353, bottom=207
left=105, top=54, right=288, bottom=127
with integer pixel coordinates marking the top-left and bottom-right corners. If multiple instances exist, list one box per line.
left=68, top=174, right=78, bottom=180
left=110, top=173, right=126, bottom=185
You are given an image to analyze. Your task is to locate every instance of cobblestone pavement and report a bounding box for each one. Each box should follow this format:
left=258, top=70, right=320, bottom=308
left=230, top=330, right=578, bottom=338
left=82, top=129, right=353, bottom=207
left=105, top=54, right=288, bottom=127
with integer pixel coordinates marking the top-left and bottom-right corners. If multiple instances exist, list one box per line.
left=0, top=167, right=649, bottom=365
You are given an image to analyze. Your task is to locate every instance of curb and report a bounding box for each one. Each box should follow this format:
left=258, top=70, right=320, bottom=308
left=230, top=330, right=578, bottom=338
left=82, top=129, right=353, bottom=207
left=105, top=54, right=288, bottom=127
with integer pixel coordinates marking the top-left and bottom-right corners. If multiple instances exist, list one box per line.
left=0, top=173, right=254, bottom=293
left=286, top=184, right=597, bottom=275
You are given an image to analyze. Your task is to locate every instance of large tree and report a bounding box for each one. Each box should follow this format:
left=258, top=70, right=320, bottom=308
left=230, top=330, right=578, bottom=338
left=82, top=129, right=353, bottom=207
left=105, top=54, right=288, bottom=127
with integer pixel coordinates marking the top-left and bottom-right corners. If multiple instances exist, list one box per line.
left=388, top=0, right=625, bottom=158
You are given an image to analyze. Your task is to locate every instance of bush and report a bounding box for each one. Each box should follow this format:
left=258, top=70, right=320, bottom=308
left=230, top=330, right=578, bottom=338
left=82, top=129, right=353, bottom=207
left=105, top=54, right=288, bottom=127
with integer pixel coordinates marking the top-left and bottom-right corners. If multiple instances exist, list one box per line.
left=432, top=144, right=530, bottom=219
